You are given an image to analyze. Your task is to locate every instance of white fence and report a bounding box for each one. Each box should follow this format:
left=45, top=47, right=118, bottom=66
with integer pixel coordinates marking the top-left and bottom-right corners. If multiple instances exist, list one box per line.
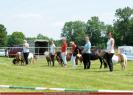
left=0, top=47, right=71, bottom=58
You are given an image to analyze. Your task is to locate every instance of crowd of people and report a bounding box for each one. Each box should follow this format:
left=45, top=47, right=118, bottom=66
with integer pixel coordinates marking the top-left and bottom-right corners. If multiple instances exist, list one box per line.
left=12, top=31, right=115, bottom=72
left=21, top=31, right=115, bottom=72
left=48, top=32, right=115, bottom=72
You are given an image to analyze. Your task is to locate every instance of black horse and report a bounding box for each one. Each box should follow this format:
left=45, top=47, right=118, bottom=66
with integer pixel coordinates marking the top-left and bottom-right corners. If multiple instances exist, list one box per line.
left=74, top=46, right=106, bottom=69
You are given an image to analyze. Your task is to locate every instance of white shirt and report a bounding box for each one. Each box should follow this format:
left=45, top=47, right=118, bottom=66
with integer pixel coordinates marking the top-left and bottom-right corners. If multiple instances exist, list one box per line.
left=83, top=41, right=91, bottom=54
left=107, top=38, right=114, bottom=53
left=49, top=44, right=56, bottom=55
left=23, top=43, right=30, bottom=53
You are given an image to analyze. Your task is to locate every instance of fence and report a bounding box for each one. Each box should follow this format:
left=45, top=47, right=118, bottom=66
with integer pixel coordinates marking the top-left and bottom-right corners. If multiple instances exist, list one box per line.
left=0, top=47, right=72, bottom=58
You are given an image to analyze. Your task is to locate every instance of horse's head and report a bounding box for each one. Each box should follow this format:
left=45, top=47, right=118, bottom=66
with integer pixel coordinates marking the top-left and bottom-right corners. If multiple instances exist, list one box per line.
left=73, top=46, right=83, bottom=55
left=72, top=46, right=83, bottom=60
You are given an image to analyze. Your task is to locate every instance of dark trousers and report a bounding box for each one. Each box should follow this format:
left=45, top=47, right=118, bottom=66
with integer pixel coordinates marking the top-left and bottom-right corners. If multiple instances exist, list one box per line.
left=82, top=53, right=91, bottom=69
left=23, top=52, right=29, bottom=65
left=105, top=53, right=114, bottom=72
left=50, top=54, right=55, bottom=66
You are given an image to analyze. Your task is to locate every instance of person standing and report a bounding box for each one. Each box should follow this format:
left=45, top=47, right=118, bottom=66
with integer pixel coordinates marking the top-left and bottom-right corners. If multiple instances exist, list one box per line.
left=70, top=41, right=77, bottom=68
left=49, top=40, right=56, bottom=66
left=23, top=40, right=30, bottom=65
left=82, top=36, right=91, bottom=69
left=106, top=32, right=115, bottom=72
left=61, top=37, right=67, bottom=67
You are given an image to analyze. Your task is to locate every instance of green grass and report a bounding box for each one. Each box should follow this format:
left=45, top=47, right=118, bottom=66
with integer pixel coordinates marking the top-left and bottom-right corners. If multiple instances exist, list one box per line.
left=0, top=57, right=133, bottom=92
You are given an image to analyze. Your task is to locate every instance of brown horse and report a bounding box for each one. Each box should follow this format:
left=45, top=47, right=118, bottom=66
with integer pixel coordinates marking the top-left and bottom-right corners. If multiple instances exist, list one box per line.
left=55, top=51, right=71, bottom=65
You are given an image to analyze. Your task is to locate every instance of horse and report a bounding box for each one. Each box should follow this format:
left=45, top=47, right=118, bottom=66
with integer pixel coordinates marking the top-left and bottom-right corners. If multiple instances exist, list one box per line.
left=55, top=46, right=105, bottom=69
left=12, top=52, right=36, bottom=65
left=44, top=51, right=55, bottom=66
left=74, top=46, right=105, bottom=69
left=99, top=50, right=128, bottom=70
left=55, top=51, right=72, bottom=66
left=28, top=52, right=37, bottom=64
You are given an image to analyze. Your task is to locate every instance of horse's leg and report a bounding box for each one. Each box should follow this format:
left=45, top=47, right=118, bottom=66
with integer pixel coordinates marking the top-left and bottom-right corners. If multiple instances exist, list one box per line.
left=122, top=59, right=126, bottom=70
left=20, top=60, right=22, bottom=66
left=104, top=60, right=108, bottom=68
left=123, top=56, right=127, bottom=70
left=50, top=60, right=52, bottom=66
left=125, top=58, right=127, bottom=69
left=46, top=57, right=49, bottom=66
left=99, top=57, right=103, bottom=69
left=75, top=57, right=78, bottom=65
left=48, top=60, right=49, bottom=66
left=46, top=59, right=49, bottom=66
left=120, top=62, right=124, bottom=70
left=60, top=59, right=63, bottom=67
left=32, top=58, right=34, bottom=64
left=102, top=58, right=108, bottom=68
left=22, top=60, right=25, bottom=66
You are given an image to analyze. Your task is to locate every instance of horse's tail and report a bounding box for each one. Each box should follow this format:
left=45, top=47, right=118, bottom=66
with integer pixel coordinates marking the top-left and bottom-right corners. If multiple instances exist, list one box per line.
left=124, top=55, right=128, bottom=68
left=122, top=54, right=128, bottom=69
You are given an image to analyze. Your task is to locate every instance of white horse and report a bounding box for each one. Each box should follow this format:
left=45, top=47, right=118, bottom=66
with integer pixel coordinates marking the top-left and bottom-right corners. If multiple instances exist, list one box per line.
left=28, top=52, right=35, bottom=63
left=98, top=50, right=128, bottom=70
left=112, top=53, right=127, bottom=70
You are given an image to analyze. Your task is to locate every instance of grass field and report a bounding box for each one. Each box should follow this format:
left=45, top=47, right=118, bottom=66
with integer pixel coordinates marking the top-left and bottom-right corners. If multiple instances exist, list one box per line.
left=0, top=56, right=133, bottom=92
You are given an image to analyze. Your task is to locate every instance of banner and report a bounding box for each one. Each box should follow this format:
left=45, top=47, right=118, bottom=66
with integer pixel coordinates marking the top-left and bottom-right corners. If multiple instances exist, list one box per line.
left=118, top=46, right=133, bottom=60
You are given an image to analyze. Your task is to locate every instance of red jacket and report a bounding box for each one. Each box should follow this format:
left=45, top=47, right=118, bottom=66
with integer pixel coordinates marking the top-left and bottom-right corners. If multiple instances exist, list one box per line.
left=61, top=42, right=67, bottom=52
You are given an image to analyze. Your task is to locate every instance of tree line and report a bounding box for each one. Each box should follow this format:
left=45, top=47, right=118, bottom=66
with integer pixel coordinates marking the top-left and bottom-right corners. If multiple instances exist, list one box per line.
left=0, top=25, right=50, bottom=47
left=0, top=7, right=133, bottom=47
left=61, top=7, right=133, bottom=48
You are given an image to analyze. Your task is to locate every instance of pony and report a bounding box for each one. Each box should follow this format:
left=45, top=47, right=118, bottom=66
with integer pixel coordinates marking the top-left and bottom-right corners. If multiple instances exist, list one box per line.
left=44, top=51, right=53, bottom=66
left=55, top=51, right=72, bottom=66
left=74, top=46, right=106, bottom=69
left=12, top=52, right=36, bottom=65
left=98, top=49, right=128, bottom=70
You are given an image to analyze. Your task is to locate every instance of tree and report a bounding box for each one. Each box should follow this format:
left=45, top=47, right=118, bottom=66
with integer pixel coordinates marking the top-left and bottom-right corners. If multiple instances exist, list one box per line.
left=0, top=24, right=7, bottom=47
left=86, top=16, right=106, bottom=47
left=7, top=32, right=25, bottom=46
left=128, top=17, right=133, bottom=45
left=114, top=7, right=133, bottom=45
left=62, top=21, right=87, bottom=46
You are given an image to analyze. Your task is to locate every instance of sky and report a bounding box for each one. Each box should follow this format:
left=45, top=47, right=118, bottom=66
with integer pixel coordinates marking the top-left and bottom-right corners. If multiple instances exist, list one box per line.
left=0, top=0, right=133, bottom=40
